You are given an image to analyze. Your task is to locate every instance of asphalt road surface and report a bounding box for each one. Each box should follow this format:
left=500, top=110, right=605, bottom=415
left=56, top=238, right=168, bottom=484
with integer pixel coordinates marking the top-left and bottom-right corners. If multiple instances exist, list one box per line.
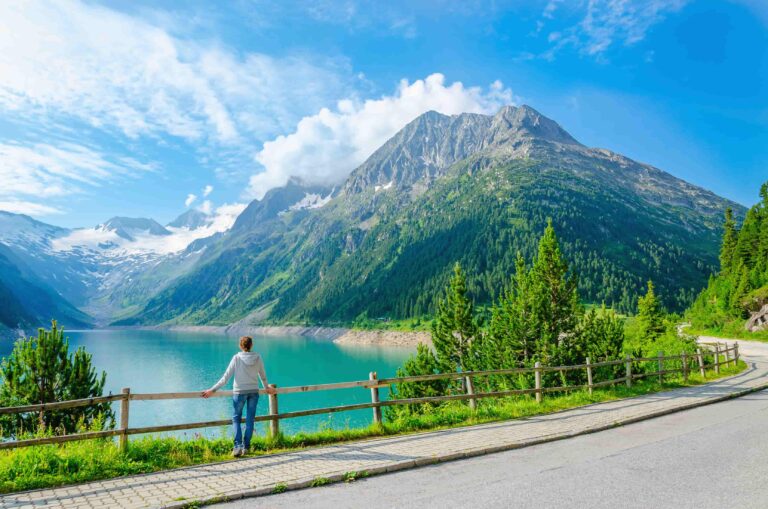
left=216, top=371, right=768, bottom=507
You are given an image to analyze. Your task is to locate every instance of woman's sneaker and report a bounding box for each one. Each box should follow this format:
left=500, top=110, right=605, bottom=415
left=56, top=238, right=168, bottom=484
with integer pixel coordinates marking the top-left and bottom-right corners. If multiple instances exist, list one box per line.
left=232, top=448, right=243, bottom=458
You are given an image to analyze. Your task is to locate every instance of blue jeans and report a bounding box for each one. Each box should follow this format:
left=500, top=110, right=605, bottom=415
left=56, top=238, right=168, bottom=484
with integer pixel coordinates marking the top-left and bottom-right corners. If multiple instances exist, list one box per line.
left=232, top=392, right=259, bottom=449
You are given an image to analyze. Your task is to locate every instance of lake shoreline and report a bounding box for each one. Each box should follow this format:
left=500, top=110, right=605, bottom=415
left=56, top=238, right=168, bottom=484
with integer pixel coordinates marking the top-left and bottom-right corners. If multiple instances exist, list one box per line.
left=130, top=324, right=431, bottom=347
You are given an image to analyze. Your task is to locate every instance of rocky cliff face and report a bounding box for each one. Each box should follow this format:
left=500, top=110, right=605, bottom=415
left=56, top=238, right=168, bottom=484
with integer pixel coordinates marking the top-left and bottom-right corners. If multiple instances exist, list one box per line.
left=747, top=305, right=768, bottom=332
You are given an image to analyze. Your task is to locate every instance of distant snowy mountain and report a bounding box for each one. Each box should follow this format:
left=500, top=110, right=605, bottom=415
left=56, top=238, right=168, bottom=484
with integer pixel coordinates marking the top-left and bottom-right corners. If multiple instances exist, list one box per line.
left=0, top=207, right=236, bottom=325
left=167, top=209, right=210, bottom=229
left=100, top=217, right=171, bottom=241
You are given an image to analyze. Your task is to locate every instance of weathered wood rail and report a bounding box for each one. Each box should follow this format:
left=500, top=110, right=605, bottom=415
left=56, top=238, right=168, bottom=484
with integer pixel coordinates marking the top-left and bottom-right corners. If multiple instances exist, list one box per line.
left=0, top=342, right=739, bottom=451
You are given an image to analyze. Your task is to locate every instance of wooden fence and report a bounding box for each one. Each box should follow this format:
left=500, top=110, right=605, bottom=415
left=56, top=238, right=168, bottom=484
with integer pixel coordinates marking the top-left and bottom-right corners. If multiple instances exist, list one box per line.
left=0, top=342, right=739, bottom=451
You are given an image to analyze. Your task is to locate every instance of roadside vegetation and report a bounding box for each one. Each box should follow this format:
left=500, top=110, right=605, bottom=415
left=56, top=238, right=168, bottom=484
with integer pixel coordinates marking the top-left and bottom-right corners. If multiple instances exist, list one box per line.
left=0, top=321, right=113, bottom=436
left=391, top=222, right=700, bottom=414
left=687, top=181, right=768, bottom=341
left=0, top=359, right=745, bottom=494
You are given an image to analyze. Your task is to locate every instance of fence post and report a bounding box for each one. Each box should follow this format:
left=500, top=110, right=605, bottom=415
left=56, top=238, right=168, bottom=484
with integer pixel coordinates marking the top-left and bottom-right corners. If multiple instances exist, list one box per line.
left=658, top=351, right=664, bottom=385
left=586, top=357, right=593, bottom=396
left=465, top=375, right=477, bottom=411
left=119, top=387, right=130, bottom=452
left=535, top=361, right=542, bottom=403
left=714, top=344, right=720, bottom=375
left=697, top=348, right=705, bottom=377
left=724, top=343, right=732, bottom=367
left=625, top=355, right=632, bottom=388
left=734, top=342, right=740, bottom=365
left=369, top=372, right=382, bottom=424
left=681, top=351, right=689, bottom=383
left=268, top=384, right=279, bottom=438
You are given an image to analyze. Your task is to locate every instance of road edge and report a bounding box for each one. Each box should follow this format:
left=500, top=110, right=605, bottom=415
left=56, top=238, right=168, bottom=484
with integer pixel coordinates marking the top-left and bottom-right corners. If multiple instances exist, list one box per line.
left=174, top=365, right=768, bottom=509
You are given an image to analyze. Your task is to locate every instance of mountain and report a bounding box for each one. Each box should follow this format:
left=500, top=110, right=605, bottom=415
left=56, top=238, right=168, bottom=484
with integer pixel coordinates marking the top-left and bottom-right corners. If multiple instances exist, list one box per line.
left=167, top=210, right=211, bottom=230
left=99, top=217, right=171, bottom=241
left=121, top=105, right=743, bottom=327
left=0, top=209, right=219, bottom=327
left=232, top=178, right=334, bottom=232
left=0, top=243, right=90, bottom=329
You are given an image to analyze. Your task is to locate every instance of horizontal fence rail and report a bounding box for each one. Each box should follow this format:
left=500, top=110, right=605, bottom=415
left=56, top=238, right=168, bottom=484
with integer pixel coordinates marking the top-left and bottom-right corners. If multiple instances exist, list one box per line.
left=0, top=342, right=740, bottom=451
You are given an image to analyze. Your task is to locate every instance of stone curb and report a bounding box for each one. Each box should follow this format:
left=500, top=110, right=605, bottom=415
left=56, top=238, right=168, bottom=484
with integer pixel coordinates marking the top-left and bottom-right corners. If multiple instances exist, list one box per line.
left=161, top=366, right=768, bottom=509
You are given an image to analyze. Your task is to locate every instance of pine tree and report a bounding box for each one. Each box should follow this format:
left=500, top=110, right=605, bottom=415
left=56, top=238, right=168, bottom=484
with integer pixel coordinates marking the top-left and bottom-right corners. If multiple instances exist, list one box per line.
left=759, top=215, right=768, bottom=284
left=730, top=265, right=751, bottom=315
left=485, top=253, right=537, bottom=367
left=391, top=343, right=449, bottom=415
left=637, top=280, right=666, bottom=341
left=431, top=263, right=478, bottom=372
left=720, top=207, right=739, bottom=273
left=757, top=183, right=768, bottom=284
left=529, top=220, right=580, bottom=363
left=578, top=306, right=625, bottom=362
left=735, top=207, right=761, bottom=270
left=0, top=321, right=113, bottom=436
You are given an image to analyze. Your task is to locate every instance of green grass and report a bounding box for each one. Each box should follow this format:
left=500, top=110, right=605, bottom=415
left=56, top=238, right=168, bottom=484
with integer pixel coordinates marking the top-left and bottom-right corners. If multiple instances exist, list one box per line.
left=310, top=477, right=331, bottom=487
left=0, top=361, right=746, bottom=495
left=689, top=322, right=768, bottom=342
left=349, top=316, right=432, bottom=332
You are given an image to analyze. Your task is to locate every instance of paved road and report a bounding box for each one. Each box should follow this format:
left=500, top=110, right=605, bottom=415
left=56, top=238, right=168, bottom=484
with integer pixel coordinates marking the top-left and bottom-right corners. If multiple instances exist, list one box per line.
left=217, top=339, right=768, bottom=509
left=219, top=387, right=768, bottom=509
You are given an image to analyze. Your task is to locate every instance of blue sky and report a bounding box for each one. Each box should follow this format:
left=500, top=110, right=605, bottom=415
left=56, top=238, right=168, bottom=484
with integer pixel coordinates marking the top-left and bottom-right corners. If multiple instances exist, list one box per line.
left=0, top=0, right=765, bottom=228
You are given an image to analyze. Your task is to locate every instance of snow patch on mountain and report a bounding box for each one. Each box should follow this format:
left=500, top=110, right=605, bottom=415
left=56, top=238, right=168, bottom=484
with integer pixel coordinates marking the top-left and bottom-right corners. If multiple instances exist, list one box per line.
left=285, top=191, right=333, bottom=213
left=51, top=203, right=246, bottom=256
left=375, top=180, right=394, bottom=192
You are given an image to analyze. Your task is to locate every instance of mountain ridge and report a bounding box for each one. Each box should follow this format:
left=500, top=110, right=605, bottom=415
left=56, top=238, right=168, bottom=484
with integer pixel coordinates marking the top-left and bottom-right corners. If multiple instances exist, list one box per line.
left=118, top=105, right=743, bottom=327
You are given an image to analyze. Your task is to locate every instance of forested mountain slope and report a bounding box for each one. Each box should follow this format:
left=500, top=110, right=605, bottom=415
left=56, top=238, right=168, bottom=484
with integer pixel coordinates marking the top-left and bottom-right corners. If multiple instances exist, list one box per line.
left=119, top=105, right=743, bottom=326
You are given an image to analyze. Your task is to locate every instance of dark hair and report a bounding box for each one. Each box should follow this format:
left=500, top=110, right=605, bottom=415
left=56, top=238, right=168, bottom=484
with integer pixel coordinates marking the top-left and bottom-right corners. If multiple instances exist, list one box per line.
left=239, top=336, right=253, bottom=352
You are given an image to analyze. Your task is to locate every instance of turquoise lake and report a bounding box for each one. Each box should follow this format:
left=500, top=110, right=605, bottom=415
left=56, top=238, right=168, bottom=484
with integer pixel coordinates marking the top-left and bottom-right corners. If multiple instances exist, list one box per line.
left=0, top=329, right=413, bottom=438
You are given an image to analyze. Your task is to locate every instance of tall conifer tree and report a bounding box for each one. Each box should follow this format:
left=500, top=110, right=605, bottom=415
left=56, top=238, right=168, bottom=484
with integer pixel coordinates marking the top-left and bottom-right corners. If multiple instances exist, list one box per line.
left=431, top=263, right=478, bottom=372
left=720, top=207, right=739, bottom=273
left=735, top=207, right=761, bottom=270
left=486, top=254, right=537, bottom=366
left=0, top=321, right=113, bottom=436
left=530, top=220, right=580, bottom=362
left=637, top=280, right=666, bottom=341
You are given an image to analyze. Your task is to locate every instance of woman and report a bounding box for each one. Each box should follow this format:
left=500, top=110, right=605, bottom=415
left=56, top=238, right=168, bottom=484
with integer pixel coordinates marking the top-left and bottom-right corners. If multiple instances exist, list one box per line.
left=202, top=336, right=274, bottom=457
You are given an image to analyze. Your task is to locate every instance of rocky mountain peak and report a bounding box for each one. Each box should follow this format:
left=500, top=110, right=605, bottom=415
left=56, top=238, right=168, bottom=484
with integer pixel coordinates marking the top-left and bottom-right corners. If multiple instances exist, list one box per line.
left=488, top=105, right=581, bottom=147
left=167, top=209, right=210, bottom=230
left=232, top=179, right=334, bottom=232
left=342, top=110, right=492, bottom=195
left=100, top=217, right=171, bottom=241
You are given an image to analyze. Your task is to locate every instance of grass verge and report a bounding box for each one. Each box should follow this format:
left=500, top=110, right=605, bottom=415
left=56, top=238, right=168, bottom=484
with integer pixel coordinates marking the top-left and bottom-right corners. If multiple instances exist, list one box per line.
left=689, top=323, right=768, bottom=342
left=0, top=361, right=747, bottom=494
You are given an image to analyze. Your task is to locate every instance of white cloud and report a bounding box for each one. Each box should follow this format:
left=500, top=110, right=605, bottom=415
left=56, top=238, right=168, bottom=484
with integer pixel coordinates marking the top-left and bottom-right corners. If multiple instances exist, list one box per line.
left=0, top=0, right=353, bottom=145
left=541, top=0, right=688, bottom=59
left=185, top=194, right=197, bottom=207
left=0, top=0, right=355, bottom=222
left=248, top=73, right=515, bottom=198
left=202, top=185, right=214, bottom=197
left=0, top=200, right=63, bottom=216
left=543, top=0, right=564, bottom=19
left=0, top=142, right=151, bottom=215
left=198, top=200, right=213, bottom=215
